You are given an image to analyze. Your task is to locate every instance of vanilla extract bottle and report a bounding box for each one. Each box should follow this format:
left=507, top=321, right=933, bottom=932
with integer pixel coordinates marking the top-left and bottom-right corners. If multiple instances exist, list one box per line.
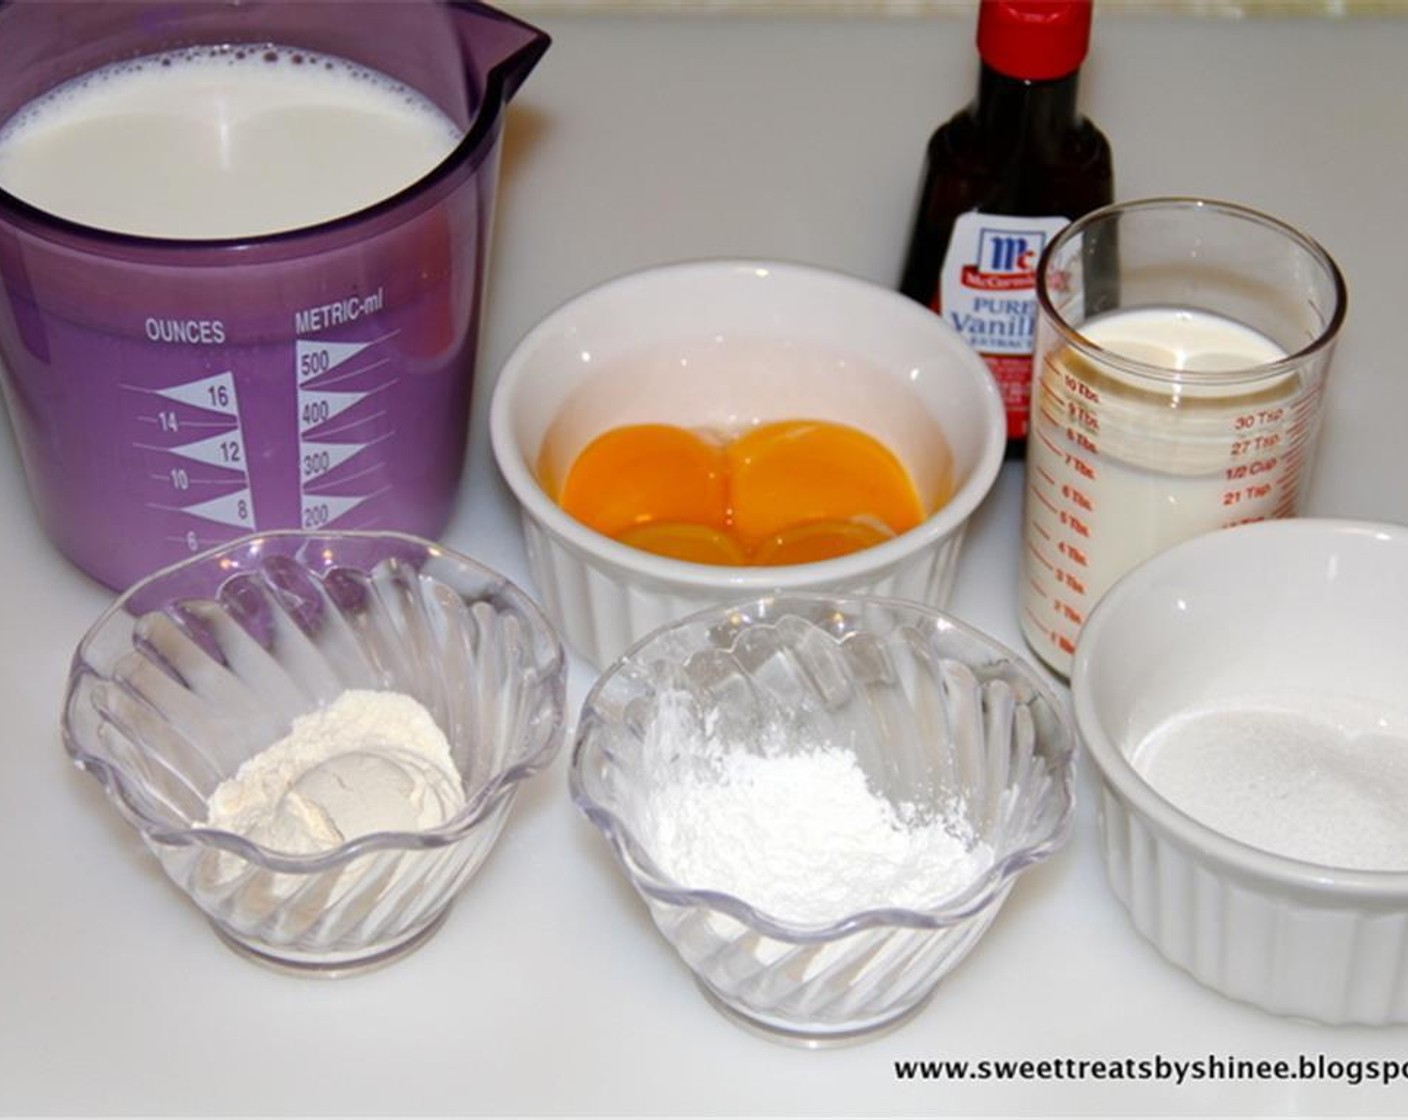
left=900, top=0, right=1114, bottom=459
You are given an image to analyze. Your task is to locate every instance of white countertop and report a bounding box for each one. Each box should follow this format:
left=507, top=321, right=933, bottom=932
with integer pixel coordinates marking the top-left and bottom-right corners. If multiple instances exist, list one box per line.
left=3, top=10, right=1408, bottom=1117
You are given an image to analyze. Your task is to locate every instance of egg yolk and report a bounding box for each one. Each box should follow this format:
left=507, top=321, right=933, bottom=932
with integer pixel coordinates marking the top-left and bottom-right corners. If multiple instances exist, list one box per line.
left=555, top=423, right=728, bottom=539
left=551, top=419, right=927, bottom=566
left=751, top=518, right=895, bottom=566
left=726, top=420, right=925, bottom=546
left=617, top=522, right=749, bottom=565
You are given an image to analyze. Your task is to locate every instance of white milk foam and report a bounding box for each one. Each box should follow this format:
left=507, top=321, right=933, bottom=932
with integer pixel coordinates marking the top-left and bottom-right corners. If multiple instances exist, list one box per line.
left=0, top=46, right=463, bottom=239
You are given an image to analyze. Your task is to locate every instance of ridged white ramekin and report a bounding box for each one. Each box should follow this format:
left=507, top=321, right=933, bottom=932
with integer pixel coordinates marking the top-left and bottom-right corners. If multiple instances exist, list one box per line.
left=1072, top=519, right=1408, bottom=1025
left=489, top=259, right=1006, bottom=668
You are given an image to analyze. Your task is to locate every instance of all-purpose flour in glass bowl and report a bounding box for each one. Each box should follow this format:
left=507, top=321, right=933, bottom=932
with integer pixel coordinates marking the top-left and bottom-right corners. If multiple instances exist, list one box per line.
left=202, top=690, right=467, bottom=857
left=571, top=593, right=1075, bottom=1047
left=63, top=531, right=566, bottom=976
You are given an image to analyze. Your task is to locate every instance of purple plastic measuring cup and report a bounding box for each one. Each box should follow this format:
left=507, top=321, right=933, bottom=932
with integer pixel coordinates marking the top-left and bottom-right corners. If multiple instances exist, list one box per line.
left=0, top=0, right=547, bottom=589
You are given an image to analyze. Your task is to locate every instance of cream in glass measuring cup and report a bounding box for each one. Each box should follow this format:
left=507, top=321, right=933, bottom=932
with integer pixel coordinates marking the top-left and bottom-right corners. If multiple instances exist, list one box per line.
left=1020, top=198, right=1346, bottom=676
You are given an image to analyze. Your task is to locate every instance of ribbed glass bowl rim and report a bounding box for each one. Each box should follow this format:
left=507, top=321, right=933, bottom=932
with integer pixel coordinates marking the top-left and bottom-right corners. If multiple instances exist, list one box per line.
left=569, top=592, right=1077, bottom=943
left=62, top=529, right=567, bottom=875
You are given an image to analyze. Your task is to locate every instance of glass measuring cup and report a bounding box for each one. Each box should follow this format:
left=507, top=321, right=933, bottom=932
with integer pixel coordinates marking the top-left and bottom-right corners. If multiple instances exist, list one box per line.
left=0, top=1, right=547, bottom=589
left=1019, top=197, right=1346, bottom=676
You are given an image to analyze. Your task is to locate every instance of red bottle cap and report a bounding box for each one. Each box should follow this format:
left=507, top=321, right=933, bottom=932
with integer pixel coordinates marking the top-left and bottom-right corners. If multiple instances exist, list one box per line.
left=977, top=0, right=1093, bottom=81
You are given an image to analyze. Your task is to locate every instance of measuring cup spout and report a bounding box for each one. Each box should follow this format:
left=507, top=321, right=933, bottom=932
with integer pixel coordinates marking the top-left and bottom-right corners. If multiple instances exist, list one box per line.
left=452, top=2, right=551, bottom=107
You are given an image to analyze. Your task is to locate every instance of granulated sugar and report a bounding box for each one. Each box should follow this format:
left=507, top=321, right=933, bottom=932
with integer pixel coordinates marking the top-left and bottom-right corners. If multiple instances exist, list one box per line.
left=1133, top=694, right=1408, bottom=870
left=631, top=703, right=991, bottom=926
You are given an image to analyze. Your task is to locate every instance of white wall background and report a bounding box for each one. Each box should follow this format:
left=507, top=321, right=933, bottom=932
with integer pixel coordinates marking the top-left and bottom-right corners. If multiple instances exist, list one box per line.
left=502, top=0, right=1404, bottom=16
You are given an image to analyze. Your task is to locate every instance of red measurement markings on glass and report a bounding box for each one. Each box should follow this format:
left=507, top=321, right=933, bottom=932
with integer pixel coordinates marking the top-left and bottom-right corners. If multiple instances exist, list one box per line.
left=1036, top=419, right=1064, bottom=456
left=1063, top=370, right=1100, bottom=402
left=1221, top=481, right=1275, bottom=508
left=1031, top=476, right=1062, bottom=517
left=1065, top=396, right=1100, bottom=432
left=1281, top=393, right=1324, bottom=445
left=1229, top=430, right=1282, bottom=459
left=1041, top=556, right=1087, bottom=595
left=1061, top=481, right=1094, bottom=511
left=1026, top=377, right=1100, bottom=655
left=1058, top=507, right=1092, bottom=539
left=1024, top=570, right=1084, bottom=637
left=1232, top=406, right=1286, bottom=431
left=1061, top=450, right=1097, bottom=481
left=1052, top=596, right=1083, bottom=627
left=1224, top=455, right=1280, bottom=481
left=1219, top=390, right=1323, bottom=519
left=1022, top=602, right=1077, bottom=658
left=1058, top=538, right=1089, bottom=568
left=1035, top=421, right=1098, bottom=485
left=1063, top=424, right=1098, bottom=457
left=1037, top=398, right=1064, bottom=429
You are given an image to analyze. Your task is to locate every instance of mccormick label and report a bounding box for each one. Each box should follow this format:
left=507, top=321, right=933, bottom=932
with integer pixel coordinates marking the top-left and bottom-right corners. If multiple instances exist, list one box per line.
left=936, top=212, right=1070, bottom=442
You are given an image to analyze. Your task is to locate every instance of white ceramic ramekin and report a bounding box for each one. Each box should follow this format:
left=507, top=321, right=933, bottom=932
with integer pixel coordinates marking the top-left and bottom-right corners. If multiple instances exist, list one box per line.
left=1072, top=519, right=1408, bottom=1025
left=488, top=259, right=1005, bottom=667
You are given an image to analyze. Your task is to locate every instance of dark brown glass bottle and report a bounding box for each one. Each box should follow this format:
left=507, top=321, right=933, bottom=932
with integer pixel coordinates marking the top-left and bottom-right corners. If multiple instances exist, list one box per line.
left=900, top=0, right=1113, bottom=460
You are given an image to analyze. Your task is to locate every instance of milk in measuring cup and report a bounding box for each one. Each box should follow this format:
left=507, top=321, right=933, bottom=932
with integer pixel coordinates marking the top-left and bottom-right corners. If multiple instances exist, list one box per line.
left=0, top=37, right=505, bottom=589
left=1021, top=306, right=1322, bottom=674
left=0, top=47, right=461, bottom=238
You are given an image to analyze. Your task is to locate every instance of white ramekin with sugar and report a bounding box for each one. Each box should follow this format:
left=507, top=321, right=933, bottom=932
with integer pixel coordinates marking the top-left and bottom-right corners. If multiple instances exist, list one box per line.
left=1072, top=518, right=1408, bottom=1025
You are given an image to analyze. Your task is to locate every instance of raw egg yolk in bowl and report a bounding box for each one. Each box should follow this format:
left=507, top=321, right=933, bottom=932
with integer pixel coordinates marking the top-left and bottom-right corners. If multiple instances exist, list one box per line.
left=545, top=419, right=938, bottom=566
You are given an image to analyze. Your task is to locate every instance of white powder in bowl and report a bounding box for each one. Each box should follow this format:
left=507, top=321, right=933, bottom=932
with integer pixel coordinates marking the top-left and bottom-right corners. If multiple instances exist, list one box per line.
left=1132, top=694, right=1408, bottom=871
left=204, top=689, right=466, bottom=854
left=630, top=703, right=992, bottom=926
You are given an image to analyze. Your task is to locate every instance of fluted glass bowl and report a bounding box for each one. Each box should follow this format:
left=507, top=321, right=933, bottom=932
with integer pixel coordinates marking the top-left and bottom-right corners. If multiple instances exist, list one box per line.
left=62, top=531, right=567, bottom=976
left=570, top=594, right=1075, bottom=1045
